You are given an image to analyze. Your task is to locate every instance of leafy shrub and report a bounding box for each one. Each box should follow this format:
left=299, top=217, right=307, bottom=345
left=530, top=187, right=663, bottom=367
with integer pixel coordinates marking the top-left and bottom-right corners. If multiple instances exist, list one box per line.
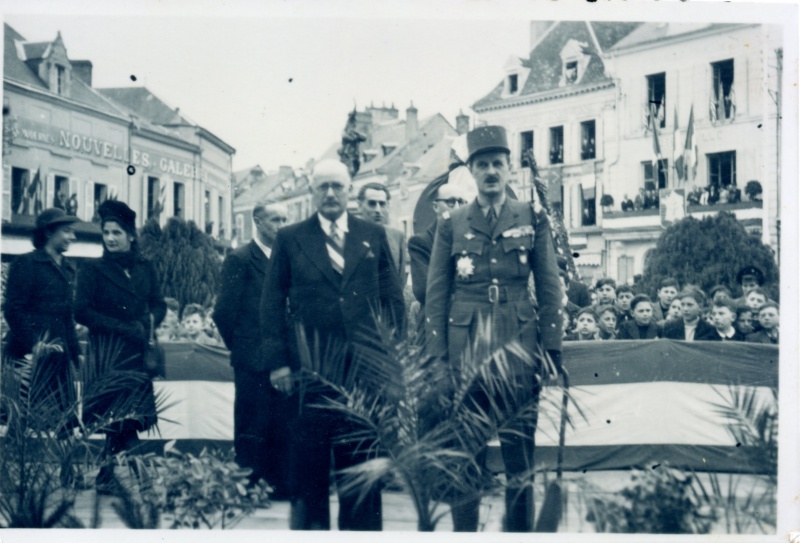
left=585, top=465, right=716, bottom=534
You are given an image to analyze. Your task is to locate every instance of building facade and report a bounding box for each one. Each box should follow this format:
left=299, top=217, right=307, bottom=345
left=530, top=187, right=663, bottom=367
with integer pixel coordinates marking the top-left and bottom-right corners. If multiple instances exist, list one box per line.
left=2, top=24, right=235, bottom=258
left=472, top=21, right=782, bottom=284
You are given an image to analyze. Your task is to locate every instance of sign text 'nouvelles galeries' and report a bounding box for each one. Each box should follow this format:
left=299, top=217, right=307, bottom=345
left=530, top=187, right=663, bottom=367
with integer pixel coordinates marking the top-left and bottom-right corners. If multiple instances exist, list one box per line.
left=13, top=118, right=209, bottom=182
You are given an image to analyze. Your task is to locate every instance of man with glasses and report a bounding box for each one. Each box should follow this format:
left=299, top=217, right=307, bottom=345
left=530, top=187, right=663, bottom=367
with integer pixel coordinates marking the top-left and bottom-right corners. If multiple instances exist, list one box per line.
left=214, top=202, right=290, bottom=496
left=260, top=159, right=405, bottom=530
left=408, top=181, right=472, bottom=306
left=357, top=182, right=406, bottom=286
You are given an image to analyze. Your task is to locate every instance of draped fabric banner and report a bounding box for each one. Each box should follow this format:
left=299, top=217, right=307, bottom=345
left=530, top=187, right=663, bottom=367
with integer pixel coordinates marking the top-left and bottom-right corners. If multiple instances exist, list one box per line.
left=144, top=340, right=778, bottom=474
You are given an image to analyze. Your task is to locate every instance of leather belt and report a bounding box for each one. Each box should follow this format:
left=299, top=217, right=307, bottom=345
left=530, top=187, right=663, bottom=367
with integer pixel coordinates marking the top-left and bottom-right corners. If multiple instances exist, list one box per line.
left=454, top=284, right=529, bottom=304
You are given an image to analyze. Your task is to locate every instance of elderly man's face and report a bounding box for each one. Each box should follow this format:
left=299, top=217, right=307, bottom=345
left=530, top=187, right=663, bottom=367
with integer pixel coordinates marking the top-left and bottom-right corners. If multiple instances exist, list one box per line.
left=311, top=176, right=351, bottom=221
left=359, top=188, right=389, bottom=225
left=469, top=151, right=509, bottom=200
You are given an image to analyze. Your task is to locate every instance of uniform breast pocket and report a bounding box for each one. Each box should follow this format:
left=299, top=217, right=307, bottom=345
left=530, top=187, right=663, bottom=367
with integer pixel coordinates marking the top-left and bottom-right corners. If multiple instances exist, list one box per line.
left=501, top=236, right=533, bottom=276
left=451, top=239, right=483, bottom=282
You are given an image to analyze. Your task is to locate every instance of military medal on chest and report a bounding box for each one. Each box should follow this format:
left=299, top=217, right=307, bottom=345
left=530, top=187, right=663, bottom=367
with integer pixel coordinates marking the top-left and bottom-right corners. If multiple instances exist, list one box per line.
left=456, top=250, right=475, bottom=279
left=519, top=247, right=528, bottom=265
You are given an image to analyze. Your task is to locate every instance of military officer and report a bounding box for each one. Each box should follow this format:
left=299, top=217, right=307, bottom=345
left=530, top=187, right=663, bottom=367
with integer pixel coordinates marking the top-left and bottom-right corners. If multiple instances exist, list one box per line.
left=425, top=125, right=563, bottom=532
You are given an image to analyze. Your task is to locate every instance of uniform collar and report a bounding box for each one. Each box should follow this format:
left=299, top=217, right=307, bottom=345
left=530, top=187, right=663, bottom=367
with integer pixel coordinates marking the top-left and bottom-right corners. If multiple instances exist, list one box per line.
left=476, top=193, right=506, bottom=217
left=317, top=212, right=349, bottom=235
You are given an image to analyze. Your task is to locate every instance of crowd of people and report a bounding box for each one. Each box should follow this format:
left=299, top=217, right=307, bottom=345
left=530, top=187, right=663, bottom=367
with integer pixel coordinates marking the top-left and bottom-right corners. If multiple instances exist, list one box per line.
left=1, top=124, right=778, bottom=532
left=559, top=265, right=778, bottom=345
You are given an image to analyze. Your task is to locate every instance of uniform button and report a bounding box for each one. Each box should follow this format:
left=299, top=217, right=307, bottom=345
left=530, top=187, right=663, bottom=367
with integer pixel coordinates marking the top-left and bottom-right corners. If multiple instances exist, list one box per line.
left=492, top=240, right=498, bottom=246
left=432, top=331, right=437, bottom=336
left=449, top=318, right=454, bottom=323
left=492, top=278, right=499, bottom=285
left=490, top=258, right=497, bottom=264
left=339, top=297, right=345, bottom=302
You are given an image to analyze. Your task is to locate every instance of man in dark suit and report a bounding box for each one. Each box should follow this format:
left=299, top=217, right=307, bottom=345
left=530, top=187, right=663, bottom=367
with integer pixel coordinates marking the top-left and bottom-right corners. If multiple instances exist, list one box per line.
left=426, top=126, right=563, bottom=532
left=213, top=203, right=290, bottom=496
left=260, top=159, right=405, bottom=531
left=357, top=182, right=407, bottom=287
left=660, top=287, right=718, bottom=341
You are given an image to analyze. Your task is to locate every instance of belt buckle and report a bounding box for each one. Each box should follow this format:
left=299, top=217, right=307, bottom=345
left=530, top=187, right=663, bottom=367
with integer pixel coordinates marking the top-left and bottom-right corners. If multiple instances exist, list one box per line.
left=488, top=284, right=500, bottom=304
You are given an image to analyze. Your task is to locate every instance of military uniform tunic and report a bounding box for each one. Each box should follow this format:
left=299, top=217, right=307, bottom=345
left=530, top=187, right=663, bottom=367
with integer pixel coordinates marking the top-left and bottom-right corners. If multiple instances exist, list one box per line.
left=425, top=198, right=563, bottom=362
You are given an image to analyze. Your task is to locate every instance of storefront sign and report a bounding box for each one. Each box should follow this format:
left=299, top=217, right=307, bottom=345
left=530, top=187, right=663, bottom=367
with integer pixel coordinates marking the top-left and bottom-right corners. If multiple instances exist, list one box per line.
left=12, top=117, right=207, bottom=181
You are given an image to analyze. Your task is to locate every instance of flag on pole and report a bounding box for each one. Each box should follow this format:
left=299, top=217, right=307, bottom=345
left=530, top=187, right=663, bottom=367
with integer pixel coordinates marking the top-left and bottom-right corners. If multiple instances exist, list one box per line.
left=650, top=103, right=662, bottom=166
left=675, top=105, right=697, bottom=183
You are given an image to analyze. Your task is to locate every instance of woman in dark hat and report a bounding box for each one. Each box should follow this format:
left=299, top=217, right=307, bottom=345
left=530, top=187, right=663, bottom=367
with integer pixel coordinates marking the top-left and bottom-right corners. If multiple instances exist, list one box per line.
left=74, top=200, right=166, bottom=489
left=4, top=208, right=82, bottom=426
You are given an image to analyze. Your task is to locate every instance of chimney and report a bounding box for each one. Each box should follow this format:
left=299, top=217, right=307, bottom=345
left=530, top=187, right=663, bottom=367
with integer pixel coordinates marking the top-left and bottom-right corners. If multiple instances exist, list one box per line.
left=529, top=21, right=553, bottom=50
left=71, top=60, right=93, bottom=86
left=456, top=110, right=470, bottom=135
left=405, top=102, right=418, bottom=141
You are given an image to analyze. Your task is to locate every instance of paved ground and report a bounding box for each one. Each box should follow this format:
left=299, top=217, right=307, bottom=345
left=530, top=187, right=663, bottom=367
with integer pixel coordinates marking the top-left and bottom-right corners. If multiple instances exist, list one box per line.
left=67, top=470, right=772, bottom=533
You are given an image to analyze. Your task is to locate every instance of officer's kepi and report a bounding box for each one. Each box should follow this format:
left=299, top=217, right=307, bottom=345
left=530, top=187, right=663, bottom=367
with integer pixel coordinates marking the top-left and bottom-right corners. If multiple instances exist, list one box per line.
left=466, top=125, right=510, bottom=162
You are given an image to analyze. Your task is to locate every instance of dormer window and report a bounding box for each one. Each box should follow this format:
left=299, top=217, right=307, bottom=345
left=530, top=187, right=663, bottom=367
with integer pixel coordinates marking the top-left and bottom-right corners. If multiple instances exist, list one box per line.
left=559, top=39, right=591, bottom=87
left=508, top=74, right=519, bottom=94
left=56, top=65, right=66, bottom=95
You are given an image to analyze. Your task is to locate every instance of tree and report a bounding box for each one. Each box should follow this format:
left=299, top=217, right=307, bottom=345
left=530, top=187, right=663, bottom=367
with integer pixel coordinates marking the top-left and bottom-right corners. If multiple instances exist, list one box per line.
left=138, top=217, right=222, bottom=309
left=641, top=212, right=778, bottom=299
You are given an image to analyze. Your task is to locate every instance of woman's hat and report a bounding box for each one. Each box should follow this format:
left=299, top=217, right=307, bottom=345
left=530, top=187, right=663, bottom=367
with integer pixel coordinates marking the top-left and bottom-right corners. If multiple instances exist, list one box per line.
left=34, top=208, right=80, bottom=232
left=97, top=200, right=137, bottom=234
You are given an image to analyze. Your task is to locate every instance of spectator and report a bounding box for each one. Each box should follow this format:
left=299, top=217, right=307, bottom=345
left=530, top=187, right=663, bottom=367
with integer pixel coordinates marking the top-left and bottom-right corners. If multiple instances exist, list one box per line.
left=744, top=287, right=769, bottom=314
left=702, top=307, right=715, bottom=327
left=164, top=297, right=180, bottom=330
left=617, top=294, right=659, bottom=340
left=709, top=299, right=746, bottom=341
left=562, top=310, right=572, bottom=338
left=596, top=305, right=617, bottom=340
left=589, top=288, right=597, bottom=306
left=594, top=278, right=617, bottom=307
left=155, top=319, right=177, bottom=342
left=565, top=307, right=600, bottom=341
left=733, top=265, right=765, bottom=305
left=614, top=285, right=635, bottom=329
left=735, top=306, right=755, bottom=336
left=621, top=194, right=634, bottom=212
left=557, top=256, right=592, bottom=308
left=180, top=303, right=215, bottom=345
left=203, top=307, right=223, bottom=346
left=746, top=302, right=779, bottom=345
left=651, top=278, right=680, bottom=323
left=634, top=188, right=644, bottom=210
left=559, top=270, right=580, bottom=322
left=665, top=298, right=683, bottom=322
left=708, top=285, right=733, bottom=303
left=660, top=287, right=717, bottom=341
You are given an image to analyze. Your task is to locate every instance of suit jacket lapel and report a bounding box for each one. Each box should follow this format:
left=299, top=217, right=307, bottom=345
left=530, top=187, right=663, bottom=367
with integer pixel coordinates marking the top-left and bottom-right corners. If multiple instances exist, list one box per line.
left=95, top=260, right=139, bottom=297
left=465, top=201, right=492, bottom=238
left=296, top=215, right=342, bottom=288
left=341, top=215, right=369, bottom=285
left=492, top=202, right=520, bottom=240
left=248, top=241, right=268, bottom=274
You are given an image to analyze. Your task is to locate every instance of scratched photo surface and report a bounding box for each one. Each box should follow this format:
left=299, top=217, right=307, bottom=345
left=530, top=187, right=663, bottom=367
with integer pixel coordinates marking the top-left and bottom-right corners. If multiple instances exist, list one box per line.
left=0, top=1, right=796, bottom=542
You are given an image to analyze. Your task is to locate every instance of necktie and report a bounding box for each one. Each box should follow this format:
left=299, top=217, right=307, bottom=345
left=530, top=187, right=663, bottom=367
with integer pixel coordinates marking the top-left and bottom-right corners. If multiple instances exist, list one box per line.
left=326, top=222, right=345, bottom=274
left=486, top=206, right=497, bottom=228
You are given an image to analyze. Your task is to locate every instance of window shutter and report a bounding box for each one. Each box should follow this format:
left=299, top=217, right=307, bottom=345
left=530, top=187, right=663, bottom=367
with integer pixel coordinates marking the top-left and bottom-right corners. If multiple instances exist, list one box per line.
left=2, top=164, right=11, bottom=220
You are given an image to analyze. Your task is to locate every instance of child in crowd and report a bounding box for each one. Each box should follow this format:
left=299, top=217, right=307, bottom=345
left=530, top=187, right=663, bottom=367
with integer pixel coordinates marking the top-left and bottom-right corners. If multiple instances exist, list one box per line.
left=702, top=307, right=715, bottom=327
left=735, top=306, right=755, bottom=335
left=660, top=287, right=717, bottom=341
left=744, top=287, right=769, bottom=313
left=179, top=303, right=215, bottom=345
left=156, top=319, right=177, bottom=342
left=708, top=285, right=733, bottom=303
left=561, top=310, right=572, bottom=339
left=565, top=307, right=600, bottom=341
left=665, top=298, right=683, bottom=322
left=164, top=297, right=181, bottom=329
left=203, top=307, right=223, bottom=346
left=594, top=278, right=617, bottom=307
left=617, top=294, right=659, bottom=340
left=596, top=305, right=617, bottom=340
left=710, top=299, right=746, bottom=341
left=746, top=302, right=779, bottom=344
left=614, top=285, right=635, bottom=329
left=651, top=278, right=680, bottom=323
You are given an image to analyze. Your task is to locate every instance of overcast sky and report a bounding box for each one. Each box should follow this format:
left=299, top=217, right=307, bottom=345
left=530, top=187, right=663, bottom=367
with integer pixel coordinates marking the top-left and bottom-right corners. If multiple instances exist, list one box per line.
left=4, top=1, right=796, bottom=175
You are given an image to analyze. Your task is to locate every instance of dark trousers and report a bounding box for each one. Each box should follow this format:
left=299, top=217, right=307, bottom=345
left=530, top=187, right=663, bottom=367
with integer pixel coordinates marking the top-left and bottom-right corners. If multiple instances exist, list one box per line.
left=450, top=363, right=540, bottom=532
left=288, top=391, right=382, bottom=531
left=233, top=366, right=292, bottom=495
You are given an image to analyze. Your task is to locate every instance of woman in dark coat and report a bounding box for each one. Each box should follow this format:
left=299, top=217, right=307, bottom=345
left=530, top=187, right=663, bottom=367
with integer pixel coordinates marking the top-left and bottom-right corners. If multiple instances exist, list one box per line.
left=4, top=208, right=81, bottom=425
left=74, top=200, right=165, bottom=486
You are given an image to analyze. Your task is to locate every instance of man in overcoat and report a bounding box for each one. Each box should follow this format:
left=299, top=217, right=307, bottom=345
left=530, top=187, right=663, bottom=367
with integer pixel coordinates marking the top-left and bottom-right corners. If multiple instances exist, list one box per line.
left=213, top=202, right=291, bottom=496
left=4, top=208, right=82, bottom=420
left=260, top=159, right=405, bottom=530
left=425, top=125, right=563, bottom=532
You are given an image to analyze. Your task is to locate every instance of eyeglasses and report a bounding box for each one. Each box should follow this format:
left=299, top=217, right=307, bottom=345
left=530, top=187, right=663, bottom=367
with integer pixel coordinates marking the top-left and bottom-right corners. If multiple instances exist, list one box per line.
left=435, top=198, right=468, bottom=208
